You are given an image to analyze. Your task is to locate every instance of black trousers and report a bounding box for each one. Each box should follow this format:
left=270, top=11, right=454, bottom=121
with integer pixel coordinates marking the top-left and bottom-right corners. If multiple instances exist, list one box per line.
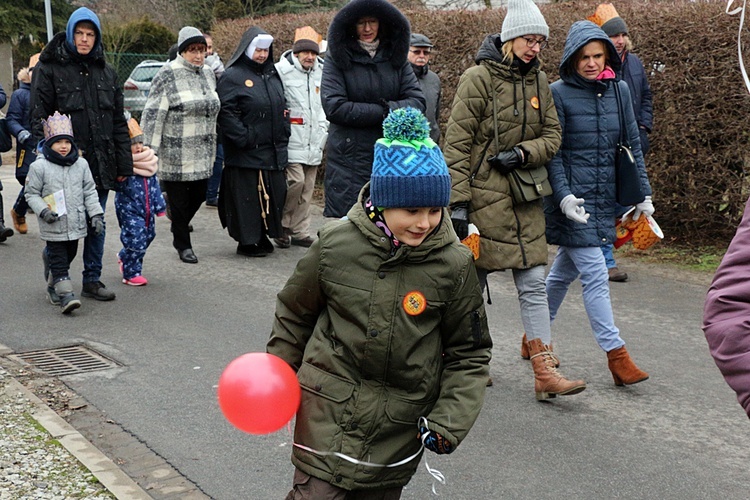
left=162, top=179, right=208, bottom=251
left=46, top=240, right=79, bottom=282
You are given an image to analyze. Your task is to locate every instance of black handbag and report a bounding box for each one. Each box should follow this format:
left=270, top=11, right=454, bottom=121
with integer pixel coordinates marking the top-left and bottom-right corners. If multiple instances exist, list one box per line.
left=613, top=82, right=645, bottom=206
left=489, top=79, right=551, bottom=203
left=0, top=117, right=13, bottom=153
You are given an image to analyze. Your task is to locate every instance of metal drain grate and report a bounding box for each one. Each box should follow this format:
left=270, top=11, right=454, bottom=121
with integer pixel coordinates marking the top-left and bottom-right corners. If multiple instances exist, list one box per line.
left=9, top=345, right=120, bottom=376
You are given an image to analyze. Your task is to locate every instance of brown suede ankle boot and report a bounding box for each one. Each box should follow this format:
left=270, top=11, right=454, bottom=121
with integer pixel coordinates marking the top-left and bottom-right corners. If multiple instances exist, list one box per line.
left=528, top=338, right=586, bottom=401
left=607, top=346, right=649, bottom=386
left=521, top=333, right=559, bottom=367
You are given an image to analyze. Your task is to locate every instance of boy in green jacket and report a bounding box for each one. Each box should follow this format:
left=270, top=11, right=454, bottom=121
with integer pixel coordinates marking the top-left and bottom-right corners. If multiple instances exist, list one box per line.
left=268, top=108, right=492, bottom=499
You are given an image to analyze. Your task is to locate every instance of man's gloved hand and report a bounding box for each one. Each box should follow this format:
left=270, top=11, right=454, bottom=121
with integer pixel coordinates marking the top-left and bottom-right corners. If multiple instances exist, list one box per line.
left=90, top=214, right=105, bottom=235
left=419, top=425, right=454, bottom=455
left=488, top=146, right=524, bottom=175
left=560, top=194, right=589, bottom=224
left=450, top=203, right=469, bottom=240
left=39, top=208, right=58, bottom=224
left=633, top=195, right=654, bottom=221
left=17, top=130, right=31, bottom=145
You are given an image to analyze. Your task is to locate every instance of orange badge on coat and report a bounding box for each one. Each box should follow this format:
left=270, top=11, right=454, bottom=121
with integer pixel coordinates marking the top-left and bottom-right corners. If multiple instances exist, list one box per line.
left=245, top=79, right=254, bottom=88
left=403, top=291, right=427, bottom=316
left=530, top=96, right=540, bottom=110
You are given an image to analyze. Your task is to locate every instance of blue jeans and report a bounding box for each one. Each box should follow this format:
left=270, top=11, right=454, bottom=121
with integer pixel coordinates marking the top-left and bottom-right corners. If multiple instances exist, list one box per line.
left=82, top=189, right=108, bottom=284
left=546, top=246, right=625, bottom=352
left=206, top=143, right=223, bottom=203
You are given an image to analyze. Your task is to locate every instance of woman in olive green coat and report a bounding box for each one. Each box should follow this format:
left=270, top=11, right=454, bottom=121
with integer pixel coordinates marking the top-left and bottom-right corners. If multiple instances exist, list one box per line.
left=444, top=0, right=585, bottom=400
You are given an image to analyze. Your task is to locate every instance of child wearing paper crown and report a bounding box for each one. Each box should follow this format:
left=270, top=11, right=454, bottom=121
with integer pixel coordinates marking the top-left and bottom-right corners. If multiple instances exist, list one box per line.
left=114, top=118, right=166, bottom=286
left=25, top=111, right=105, bottom=314
left=267, top=108, right=492, bottom=498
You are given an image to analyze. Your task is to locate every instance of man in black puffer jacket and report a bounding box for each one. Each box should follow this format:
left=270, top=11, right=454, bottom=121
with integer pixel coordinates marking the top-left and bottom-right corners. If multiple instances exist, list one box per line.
left=31, top=7, right=132, bottom=302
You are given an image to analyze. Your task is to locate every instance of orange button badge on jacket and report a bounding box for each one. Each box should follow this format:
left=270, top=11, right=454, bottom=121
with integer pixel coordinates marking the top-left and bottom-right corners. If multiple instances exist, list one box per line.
left=403, top=291, right=427, bottom=316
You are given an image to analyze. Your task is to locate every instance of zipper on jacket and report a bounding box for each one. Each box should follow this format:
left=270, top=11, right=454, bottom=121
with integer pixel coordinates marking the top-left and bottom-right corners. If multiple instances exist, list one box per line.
left=520, top=77, right=528, bottom=141
left=143, top=177, right=151, bottom=227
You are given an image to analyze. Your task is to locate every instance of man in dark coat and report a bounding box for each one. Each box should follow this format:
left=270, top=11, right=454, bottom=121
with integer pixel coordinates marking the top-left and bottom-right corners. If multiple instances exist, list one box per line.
left=408, top=33, right=441, bottom=144
left=31, top=6, right=133, bottom=301
left=321, top=0, right=426, bottom=218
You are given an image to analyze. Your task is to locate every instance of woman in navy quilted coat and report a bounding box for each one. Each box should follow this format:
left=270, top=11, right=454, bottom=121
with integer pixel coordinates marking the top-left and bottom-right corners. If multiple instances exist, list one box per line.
left=544, top=21, right=653, bottom=387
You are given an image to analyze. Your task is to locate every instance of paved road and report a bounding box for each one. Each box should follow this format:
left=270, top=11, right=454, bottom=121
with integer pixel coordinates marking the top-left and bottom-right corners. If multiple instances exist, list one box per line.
left=0, top=169, right=747, bottom=499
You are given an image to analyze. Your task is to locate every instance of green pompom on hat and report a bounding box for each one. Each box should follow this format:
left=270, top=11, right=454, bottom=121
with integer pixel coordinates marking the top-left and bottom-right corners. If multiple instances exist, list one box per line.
left=371, top=108, right=450, bottom=208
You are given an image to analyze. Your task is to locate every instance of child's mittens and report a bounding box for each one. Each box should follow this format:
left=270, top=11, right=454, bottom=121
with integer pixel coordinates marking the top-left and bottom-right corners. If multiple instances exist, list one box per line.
left=90, top=215, right=105, bottom=235
left=40, top=208, right=58, bottom=223
left=419, top=425, right=454, bottom=455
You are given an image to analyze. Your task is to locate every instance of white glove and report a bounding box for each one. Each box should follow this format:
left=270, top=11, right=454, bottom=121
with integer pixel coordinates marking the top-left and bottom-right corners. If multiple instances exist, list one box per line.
left=633, top=196, right=654, bottom=221
left=560, top=194, right=590, bottom=224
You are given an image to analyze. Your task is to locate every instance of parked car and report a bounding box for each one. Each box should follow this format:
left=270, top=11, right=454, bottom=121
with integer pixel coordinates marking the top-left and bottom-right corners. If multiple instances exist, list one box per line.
left=123, top=60, right=166, bottom=118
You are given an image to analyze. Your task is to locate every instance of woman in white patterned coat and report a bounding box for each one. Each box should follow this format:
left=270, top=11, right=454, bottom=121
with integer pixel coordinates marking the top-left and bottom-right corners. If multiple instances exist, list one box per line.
left=141, top=26, right=220, bottom=264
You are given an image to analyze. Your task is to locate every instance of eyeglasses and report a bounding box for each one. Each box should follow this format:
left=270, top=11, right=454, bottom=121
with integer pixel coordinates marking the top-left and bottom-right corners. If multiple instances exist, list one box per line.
left=410, top=49, right=431, bottom=56
left=522, top=37, right=548, bottom=50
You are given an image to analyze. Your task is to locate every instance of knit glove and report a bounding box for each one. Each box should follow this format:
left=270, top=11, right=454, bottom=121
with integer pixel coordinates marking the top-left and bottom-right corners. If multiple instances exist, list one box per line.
left=560, top=194, right=589, bottom=224
left=633, top=196, right=654, bottom=221
left=17, top=130, right=31, bottom=145
left=39, top=208, right=58, bottom=224
left=450, top=203, right=469, bottom=240
left=488, top=146, right=524, bottom=175
left=90, top=215, right=105, bottom=235
left=419, top=425, right=454, bottom=455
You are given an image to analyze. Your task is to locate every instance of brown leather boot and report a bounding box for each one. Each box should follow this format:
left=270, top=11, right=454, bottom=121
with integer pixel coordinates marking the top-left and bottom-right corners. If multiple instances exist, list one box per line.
left=521, top=333, right=559, bottom=367
left=528, top=338, right=586, bottom=401
left=607, top=346, right=649, bottom=386
left=11, top=209, right=27, bottom=234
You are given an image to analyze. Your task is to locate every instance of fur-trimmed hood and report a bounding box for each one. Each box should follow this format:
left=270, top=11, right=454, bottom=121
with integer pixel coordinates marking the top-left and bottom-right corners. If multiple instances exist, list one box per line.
left=327, top=0, right=411, bottom=67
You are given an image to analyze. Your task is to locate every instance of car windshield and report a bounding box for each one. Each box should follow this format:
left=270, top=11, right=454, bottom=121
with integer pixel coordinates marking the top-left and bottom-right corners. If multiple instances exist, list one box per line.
left=130, top=65, right=162, bottom=82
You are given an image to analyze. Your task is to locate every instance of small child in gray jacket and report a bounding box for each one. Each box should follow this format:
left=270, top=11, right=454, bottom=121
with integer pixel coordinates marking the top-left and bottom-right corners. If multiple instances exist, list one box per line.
left=25, top=112, right=105, bottom=314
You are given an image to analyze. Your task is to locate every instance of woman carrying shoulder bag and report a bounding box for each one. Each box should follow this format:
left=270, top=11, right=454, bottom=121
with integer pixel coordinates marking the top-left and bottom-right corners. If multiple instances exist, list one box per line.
left=444, top=0, right=585, bottom=400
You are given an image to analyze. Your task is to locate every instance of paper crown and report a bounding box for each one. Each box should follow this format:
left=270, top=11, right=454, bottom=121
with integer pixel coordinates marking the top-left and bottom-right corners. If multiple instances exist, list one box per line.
left=587, top=3, right=619, bottom=26
left=29, top=53, right=41, bottom=70
left=294, top=26, right=322, bottom=44
left=128, top=118, right=144, bottom=143
left=42, top=111, right=74, bottom=142
left=370, top=108, right=450, bottom=208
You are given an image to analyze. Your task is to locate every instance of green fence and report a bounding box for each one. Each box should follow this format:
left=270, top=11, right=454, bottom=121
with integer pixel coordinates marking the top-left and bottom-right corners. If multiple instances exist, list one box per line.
left=106, top=52, right=168, bottom=86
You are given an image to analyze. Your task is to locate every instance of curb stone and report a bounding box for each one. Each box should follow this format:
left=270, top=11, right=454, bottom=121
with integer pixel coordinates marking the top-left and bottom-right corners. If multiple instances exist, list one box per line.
left=3, top=377, right=152, bottom=500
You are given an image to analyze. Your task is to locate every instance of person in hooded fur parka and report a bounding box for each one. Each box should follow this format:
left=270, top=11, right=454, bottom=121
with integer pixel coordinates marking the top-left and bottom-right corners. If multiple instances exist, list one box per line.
left=321, top=0, right=426, bottom=218
left=217, top=27, right=291, bottom=257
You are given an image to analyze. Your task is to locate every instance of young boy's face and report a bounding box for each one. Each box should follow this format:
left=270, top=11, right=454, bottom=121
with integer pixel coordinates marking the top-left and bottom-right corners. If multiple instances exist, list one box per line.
left=50, top=138, right=72, bottom=156
left=131, top=142, right=144, bottom=154
left=382, top=207, right=442, bottom=247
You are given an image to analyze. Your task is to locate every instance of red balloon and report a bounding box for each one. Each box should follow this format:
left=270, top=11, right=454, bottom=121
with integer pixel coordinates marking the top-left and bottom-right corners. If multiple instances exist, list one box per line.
left=218, top=353, right=301, bottom=434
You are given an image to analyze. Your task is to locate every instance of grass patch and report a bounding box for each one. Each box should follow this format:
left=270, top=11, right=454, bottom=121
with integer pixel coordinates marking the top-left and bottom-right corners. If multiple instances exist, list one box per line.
left=617, top=242, right=727, bottom=273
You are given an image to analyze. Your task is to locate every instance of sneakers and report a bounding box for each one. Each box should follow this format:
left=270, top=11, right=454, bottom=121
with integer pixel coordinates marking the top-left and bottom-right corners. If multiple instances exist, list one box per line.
left=291, top=236, right=315, bottom=248
left=60, top=293, right=82, bottom=314
left=46, top=286, right=61, bottom=306
left=10, top=209, right=27, bottom=234
left=123, top=275, right=148, bottom=286
left=608, top=267, right=628, bottom=282
left=81, top=281, right=116, bottom=301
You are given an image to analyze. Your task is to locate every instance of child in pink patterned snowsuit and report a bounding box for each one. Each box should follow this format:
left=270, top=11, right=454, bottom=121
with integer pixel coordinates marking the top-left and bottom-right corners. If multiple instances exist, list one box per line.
left=114, top=118, right=166, bottom=286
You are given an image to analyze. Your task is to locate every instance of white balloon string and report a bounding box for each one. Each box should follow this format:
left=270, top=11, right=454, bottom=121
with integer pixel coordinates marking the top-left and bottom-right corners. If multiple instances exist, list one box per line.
left=284, top=416, right=446, bottom=494
left=727, top=0, right=750, bottom=93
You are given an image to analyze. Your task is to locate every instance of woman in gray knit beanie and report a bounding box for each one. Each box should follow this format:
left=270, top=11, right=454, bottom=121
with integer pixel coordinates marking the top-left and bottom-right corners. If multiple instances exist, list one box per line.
left=444, top=0, right=588, bottom=399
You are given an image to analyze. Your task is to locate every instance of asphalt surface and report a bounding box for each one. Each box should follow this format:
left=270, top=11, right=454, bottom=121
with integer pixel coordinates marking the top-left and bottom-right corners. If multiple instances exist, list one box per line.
left=1, top=168, right=748, bottom=500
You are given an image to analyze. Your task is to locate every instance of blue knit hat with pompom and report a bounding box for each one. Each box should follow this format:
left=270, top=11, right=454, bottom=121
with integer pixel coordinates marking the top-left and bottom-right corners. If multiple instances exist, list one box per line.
left=371, top=108, right=451, bottom=208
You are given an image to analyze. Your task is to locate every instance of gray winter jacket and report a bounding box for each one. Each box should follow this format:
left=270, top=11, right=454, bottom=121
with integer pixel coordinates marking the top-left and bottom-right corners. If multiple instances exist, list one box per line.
left=411, top=63, right=441, bottom=144
left=25, top=155, right=103, bottom=242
